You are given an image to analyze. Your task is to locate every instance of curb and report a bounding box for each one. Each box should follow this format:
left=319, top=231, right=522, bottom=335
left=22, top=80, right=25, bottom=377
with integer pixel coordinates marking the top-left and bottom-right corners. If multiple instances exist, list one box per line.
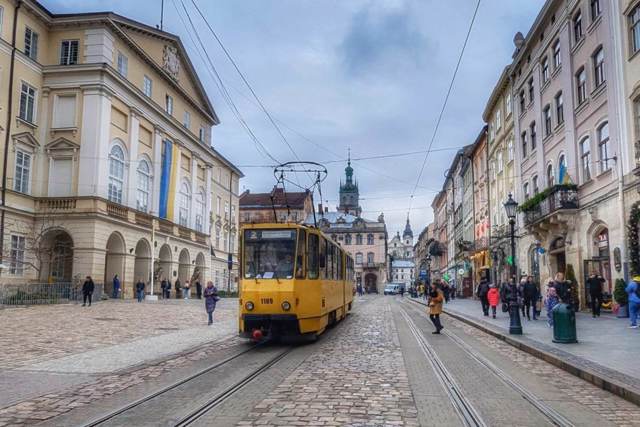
left=406, top=297, right=640, bottom=407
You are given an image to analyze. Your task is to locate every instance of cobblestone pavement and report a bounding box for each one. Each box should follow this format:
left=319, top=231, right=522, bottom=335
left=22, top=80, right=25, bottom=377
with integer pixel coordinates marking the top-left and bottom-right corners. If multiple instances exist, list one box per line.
left=0, top=336, right=244, bottom=426
left=239, top=296, right=419, bottom=426
left=0, top=298, right=237, bottom=370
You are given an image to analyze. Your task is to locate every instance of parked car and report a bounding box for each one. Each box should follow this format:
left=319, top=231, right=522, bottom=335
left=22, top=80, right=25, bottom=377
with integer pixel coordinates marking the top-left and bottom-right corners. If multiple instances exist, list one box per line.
left=384, top=284, right=402, bottom=295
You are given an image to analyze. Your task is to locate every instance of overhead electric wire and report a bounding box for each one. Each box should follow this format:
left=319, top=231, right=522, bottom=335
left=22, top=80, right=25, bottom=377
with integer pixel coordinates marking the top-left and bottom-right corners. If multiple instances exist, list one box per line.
left=172, top=0, right=280, bottom=164
left=189, top=0, right=311, bottom=187
left=408, top=0, right=481, bottom=214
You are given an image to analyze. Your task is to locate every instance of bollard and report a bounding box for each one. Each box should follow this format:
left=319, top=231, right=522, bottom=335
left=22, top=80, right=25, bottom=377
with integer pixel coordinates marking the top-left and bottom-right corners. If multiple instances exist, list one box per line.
left=552, top=303, right=578, bottom=343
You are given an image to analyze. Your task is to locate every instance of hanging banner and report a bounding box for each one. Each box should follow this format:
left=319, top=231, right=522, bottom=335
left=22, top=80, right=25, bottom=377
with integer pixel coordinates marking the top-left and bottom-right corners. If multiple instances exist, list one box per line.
left=159, top=139, right=173, bottom=219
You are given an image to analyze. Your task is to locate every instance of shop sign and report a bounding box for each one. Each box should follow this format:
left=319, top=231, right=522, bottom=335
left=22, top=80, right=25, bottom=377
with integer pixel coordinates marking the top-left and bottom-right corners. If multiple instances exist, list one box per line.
left=614, top=247, right=622, bottom=272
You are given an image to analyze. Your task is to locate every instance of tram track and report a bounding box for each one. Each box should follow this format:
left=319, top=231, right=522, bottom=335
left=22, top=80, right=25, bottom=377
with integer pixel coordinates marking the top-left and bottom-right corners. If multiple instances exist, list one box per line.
left=402, top=298, right=575, bottom=427
left=399, top=307, right=488, bottom=427
left=81, top=342, right=288, bottom=427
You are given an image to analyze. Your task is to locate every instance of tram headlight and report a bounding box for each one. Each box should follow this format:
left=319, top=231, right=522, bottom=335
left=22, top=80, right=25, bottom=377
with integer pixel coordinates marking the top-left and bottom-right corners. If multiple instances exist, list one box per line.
left=281, top=301, right=291, bottom=311
left=245, top=301, right=254, bottom=311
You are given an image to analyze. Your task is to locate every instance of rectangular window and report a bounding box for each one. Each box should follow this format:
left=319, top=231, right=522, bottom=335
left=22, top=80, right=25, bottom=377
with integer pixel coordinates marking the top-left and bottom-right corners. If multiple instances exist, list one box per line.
left=60, top=40, right=78, bottom=65
left=506, top=93, right=512, bottom=116
left=524, top=183, right=530, bottom=200
left=117, top=52, right=128, bottom=77
left=307, top=233, right=319, bottom=279
left=590, top=0, right=601, bottom=21
left=53, top=95, right=76, bottom=128
left=530, top=122, right=537, bottom=151
left=556, top=92, right=564, bottom=124
left=553, top=40, right=561, bottom=68
left=199, top=126, right=205, bottom=142
left=581, top=138, right=592, bottom=181
left=14, top=150, right=31, bottom=194
left=528, top=78, right=534, bottom=104
left=10, top=235, right=25, bottom=276
left=496, top=109, right=501, bottom=130
left=593, top=48, right=605, bottom=88
left=24, top=27, right=38, bottom=60
left=183, top=111, right=191, bottom=129
left=165, top=95, right=173, bottom=115
left=519, top=90, right=525, bottom=112
left=576, top=68, right=587, bottom=105
left=143, top=76, right=152, bottom=97
left=541, top=57, right=549, bottom=83
left=225, top=201, right=229, bottom=219
left=497, top=151, right=503, bottom=173
left=574, top=10, right=583, bottom=43
left=19, top=82, right=36, bottom=123
left=296, top=230, right=305, bottom=279
left=544, top=106, right=552, bottom=136
left=532, top=176, right=539, bottom=194
left=521, top=132, right=527, bottom=158
left=632, top=5, right=640, bottom=55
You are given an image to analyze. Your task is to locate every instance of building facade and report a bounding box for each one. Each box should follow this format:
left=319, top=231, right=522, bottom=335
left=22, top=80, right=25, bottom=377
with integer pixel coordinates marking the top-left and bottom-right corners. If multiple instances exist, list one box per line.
left=306, top=161, right=388, bottom=293
left=239, top=187, right=313, bottom=225
left=0, top=1, right=242, bottom=295
left=470, top=126, right=491, bottom=290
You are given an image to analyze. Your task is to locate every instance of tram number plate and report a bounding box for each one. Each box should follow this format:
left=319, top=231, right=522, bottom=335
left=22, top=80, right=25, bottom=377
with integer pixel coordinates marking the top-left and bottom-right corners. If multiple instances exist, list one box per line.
left=260, top=298, right=273, bottom=305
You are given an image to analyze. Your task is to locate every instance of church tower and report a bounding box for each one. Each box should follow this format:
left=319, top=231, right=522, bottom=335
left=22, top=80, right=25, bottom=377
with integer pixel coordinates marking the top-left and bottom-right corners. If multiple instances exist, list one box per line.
left=403, top=216, right=413, bottom=246
left=338, top=152, right=361, bottom=216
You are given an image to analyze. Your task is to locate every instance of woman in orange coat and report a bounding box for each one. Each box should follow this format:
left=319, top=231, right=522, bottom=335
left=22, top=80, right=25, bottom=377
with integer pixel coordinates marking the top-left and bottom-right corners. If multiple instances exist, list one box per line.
left=427, top=281, right=444, bottom=334
left=487, top=284, right=501, bottom=319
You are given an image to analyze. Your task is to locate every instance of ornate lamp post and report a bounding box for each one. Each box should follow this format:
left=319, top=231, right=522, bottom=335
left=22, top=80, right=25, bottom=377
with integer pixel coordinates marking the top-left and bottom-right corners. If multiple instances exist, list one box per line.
left=504, top=193, right=522, bottom=334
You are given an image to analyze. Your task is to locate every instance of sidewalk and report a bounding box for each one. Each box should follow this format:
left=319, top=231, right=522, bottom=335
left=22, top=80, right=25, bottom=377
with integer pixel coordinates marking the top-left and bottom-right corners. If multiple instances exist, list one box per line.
left=409, top=296, right=640, bottom=405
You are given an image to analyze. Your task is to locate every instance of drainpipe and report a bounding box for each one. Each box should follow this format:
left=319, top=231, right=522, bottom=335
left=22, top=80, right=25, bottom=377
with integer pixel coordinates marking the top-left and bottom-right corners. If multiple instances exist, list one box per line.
left=0, top=1, right=22, bottom=277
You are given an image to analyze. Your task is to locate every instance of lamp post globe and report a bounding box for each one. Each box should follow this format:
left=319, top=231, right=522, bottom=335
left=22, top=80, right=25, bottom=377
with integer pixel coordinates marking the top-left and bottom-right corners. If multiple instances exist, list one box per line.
left=503, top=193, right=518, bottom=220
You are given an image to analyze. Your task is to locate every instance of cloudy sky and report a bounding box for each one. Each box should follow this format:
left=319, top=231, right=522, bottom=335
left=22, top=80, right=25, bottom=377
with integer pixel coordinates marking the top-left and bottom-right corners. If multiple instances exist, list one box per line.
left=44, top=0, right=545, bottom=237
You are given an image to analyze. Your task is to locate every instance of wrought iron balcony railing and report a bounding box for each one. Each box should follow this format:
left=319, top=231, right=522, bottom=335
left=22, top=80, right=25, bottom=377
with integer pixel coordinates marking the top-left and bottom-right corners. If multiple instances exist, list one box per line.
left=522, top=185, right=579, bottom=226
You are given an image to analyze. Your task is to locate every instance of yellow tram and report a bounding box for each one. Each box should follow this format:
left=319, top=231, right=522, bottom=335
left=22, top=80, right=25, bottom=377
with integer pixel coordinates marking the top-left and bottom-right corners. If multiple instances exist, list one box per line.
left=239, top=223, right=355, bottom=341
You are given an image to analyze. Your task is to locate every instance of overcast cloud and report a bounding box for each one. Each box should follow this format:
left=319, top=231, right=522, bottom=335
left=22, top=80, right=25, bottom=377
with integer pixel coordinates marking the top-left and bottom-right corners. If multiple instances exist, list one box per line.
left=43, top=0, right=545, bottom=237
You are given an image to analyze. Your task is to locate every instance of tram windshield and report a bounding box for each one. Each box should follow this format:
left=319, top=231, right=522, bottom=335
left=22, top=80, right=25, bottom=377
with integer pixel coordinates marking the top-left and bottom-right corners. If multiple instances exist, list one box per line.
left=243, top=229, right=297, bottom=279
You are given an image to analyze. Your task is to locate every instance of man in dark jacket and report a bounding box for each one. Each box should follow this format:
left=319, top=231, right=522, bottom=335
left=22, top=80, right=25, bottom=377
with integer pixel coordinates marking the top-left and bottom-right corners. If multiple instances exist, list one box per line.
left=522, top=278, right=539, bottom=321
left=82, top=276, right=95, bottom=307
left=174, top=278, right=181, bottom=299
left=587, top=271, right=605, bottom=318
left=553, top=272, right=573, bottom=308
left=196, top=280, right=203, bottom=299
left=135, top=279, right=145, bottom=302
left=160, top=278, right=168, bottom=300
left=477, top=279, right=490, bottom=316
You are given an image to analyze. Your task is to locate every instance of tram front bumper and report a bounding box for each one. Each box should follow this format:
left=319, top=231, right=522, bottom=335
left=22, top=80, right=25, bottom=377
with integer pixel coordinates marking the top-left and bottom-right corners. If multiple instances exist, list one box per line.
left=241, top=314, right=300, bottom=338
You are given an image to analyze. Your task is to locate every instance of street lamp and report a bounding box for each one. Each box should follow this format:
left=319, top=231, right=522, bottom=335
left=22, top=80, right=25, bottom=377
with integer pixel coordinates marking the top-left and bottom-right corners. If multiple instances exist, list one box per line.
left=503, top=193, right=522, bottom=335
left=425, top=255, right=432, bottom=285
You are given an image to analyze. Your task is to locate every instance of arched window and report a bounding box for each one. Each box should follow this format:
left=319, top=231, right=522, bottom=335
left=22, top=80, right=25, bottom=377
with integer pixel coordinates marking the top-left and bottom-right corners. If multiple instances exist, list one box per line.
left=558, top=154, right=567, bottom=183
left=356, top=234, right=363, bottom=245
left=136, top=159, right=151, bottom=212
left=546, top=163, right=555, bottom=187
left=195, top=188, right=205, bottom=232
left=367, top=252, right=374, bottom=264
left=108, top=145, right=125, bottom=203
left=523, top=182, right=530, bottom=200
left=367, top=234, right=374, bottom=245
left=355, top=252, right=363, bottom=265
left=179, top=180, right=191, bottom=227
left=345, top=234, right=352, bottom=245
left=598, top=122, right=611, bottom=172
left=580, top=137, right=592, bottom=182
left=593, top=47, right=605, bottom=88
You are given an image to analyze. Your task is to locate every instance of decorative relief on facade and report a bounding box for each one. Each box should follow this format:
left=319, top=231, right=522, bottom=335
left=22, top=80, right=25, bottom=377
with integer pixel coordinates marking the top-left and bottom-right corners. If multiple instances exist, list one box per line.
left=163, top=45, right=180, bottom=80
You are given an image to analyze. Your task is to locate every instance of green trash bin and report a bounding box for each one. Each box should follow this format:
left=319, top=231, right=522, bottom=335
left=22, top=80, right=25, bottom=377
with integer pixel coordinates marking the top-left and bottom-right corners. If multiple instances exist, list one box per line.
left=552, top=303, right=578, bottom=343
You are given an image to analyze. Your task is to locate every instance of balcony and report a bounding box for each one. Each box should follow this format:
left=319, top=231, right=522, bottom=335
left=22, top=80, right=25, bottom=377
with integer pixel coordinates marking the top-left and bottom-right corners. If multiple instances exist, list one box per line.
left=521, top=185, right=578, bottom=227
left=106, top=202, right=128, bottom=220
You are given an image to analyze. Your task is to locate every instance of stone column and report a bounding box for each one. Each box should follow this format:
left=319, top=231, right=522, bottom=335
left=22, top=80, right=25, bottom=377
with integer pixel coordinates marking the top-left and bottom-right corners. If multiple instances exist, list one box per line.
left=126, top=108, right=141, bottom=210
left=123, top=252, right=137, bottom=299
left=190, top=154, right=198, bottom=228
left=78, top=85, right=113, bottom=198
left=36, top=88, right=51, bottom=197
left=205, top=165, right=213, bottom=235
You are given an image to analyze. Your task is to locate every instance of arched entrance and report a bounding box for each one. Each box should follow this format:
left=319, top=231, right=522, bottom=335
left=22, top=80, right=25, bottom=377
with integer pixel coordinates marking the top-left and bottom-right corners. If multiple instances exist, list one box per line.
left=364, top=273, right=377, bottom=294
left=105, top=232, right=126, bottom=297
left=528, top=245, right=540, bottom=285
left=157, top=244, right=172, bottom=284
left=584, top=227, right=613, bottom=305
left=134, top=239, right=151, bottom=287
left=38, top=229, right=74, bottom=283
left=193, top=252, right=206, bottom=284
left=549, top=236, right=566, bottom=277
left=178, top=248, right=191, bottom=284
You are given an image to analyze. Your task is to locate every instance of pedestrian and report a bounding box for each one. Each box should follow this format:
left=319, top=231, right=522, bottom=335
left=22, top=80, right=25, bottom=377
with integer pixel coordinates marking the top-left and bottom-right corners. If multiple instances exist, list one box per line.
left=112, top=274, right=120, bottom=299
left=450, top=281, right=456, bottom=300
left=587, top=271, right=605, bottom=318
left=183, top=280, right=191, bottom=300
left=427, top=281, right=444, bottom=334
left=625, top=276, right=640, bottom=329
left=553, top=272, right=572, bottom=308
left=527, top=276, right=540, bottom=320
left=196, top=280, right=203, bottom=299
left=399, top=285, right=405, bottom=298
left=136, top=278, right=145, bottom=302
left=174, top=278, right=181, bottom=299
left=442, top=281, right=450, bottom=303
left=545, top=287, right=560, bottom=328
left=523, top=277, right=538, bottom=321
left=160, top=278, right=168, bottom=300
left=518, top=277, right=527, bottom=316
left=82, top=276, right=95, bottom=307
left=166, top=279, right=171, bottom=299
left=203, top=281, right=219, bottom=325
left=487, top=284, right=500, bottom=319
left=477, top=278, right=490, bottom=316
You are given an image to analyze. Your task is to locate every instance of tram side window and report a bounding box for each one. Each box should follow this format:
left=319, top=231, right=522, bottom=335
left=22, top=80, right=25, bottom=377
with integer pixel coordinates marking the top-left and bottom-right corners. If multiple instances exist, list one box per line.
left=319, top=238, right=327, bottom=280
left=296, top=229, right=306, bottom=279
left=327, top=243, right=333, bottom=280
left=338, top=251, right=343, bottom=280
left=307, top=233, right=319, bottom=280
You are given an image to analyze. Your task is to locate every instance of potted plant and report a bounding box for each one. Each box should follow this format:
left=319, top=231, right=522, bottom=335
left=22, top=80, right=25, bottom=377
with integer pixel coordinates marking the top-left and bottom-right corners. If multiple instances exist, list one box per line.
left=614, top=278, right=629, bottom=318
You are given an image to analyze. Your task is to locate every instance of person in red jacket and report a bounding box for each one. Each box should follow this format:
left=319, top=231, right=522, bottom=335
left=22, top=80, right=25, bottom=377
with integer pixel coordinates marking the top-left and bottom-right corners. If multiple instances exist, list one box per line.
left=487, top=284, right=500, bottom=319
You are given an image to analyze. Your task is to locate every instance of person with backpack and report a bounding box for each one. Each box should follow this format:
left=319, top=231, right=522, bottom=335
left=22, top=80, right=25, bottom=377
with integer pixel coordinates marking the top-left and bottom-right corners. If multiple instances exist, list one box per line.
left=625, top=276, right=640, bottom=329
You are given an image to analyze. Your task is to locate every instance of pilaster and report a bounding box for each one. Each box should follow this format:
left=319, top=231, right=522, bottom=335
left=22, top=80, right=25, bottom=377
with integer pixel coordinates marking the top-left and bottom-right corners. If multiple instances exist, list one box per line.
left=126, top=109, right=141, bottom=210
